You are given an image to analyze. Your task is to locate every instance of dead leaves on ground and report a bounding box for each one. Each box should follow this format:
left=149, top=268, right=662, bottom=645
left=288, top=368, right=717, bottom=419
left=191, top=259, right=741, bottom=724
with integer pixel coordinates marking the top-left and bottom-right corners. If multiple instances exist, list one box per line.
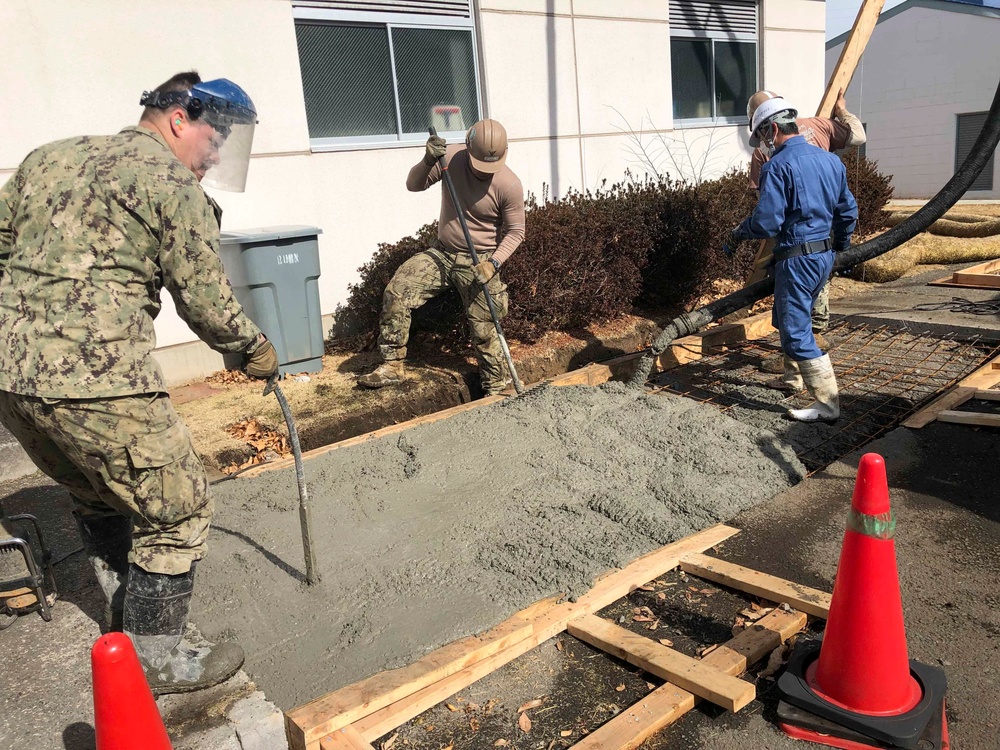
left=222, top=417, right=290, bottom=474
left=206, top=368, right=250, bottom=386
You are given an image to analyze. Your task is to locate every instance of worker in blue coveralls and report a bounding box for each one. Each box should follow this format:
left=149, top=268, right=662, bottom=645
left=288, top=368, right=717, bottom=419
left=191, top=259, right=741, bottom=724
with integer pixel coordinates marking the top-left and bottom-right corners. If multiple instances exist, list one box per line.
left=723, top=96, right=858, bottom=423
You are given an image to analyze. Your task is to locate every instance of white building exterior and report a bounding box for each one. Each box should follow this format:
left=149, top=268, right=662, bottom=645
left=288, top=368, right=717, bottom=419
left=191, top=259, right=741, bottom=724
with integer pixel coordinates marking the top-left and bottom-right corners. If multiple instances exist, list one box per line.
left=826, top=0, right=1000, bottom=200
left=2, top=0, right=828, bottom=385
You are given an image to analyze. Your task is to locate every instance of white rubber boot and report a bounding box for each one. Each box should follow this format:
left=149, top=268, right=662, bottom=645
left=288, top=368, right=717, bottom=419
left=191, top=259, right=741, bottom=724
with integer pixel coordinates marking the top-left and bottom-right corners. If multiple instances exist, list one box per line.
left=788, top=354, right=840, bottom=423
left=765, top=356, right=803, bottom=393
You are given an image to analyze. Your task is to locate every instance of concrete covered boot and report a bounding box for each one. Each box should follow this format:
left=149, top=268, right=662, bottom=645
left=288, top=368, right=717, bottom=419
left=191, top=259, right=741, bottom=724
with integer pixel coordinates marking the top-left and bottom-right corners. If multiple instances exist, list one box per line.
left=75, top=513, right=131, bottom=632
left=123, top=563, right=244, bottom=696
left=788, top=354, right=840, bottom=423
left=358, top=360, right=406, bottom=389
left=765, top=355, right=803, bottom=393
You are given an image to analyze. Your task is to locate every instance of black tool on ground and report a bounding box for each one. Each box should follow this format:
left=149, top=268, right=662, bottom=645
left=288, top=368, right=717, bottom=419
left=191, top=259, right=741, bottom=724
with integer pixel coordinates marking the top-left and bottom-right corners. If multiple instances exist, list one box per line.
left=0, top=502, right=58, bottom=628
left=264, top=376, right=320, bottom=585
left=429, top=126, right=524, bottom=395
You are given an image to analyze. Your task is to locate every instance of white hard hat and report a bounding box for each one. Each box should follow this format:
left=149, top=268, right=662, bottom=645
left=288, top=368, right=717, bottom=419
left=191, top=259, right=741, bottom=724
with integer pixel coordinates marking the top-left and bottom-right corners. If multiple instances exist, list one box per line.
left=748, top=94, right=798, bottom=147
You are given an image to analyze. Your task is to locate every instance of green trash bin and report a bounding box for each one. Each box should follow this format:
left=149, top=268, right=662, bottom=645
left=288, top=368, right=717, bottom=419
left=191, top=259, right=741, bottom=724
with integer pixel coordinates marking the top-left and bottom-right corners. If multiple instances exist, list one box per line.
left=219, top=225, right=324, bottom=376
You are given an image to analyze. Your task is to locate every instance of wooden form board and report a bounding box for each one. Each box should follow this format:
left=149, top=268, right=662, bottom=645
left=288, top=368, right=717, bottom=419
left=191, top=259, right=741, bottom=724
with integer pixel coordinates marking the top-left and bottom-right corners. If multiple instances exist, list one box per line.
left=930, top=259, right=1000, bottom=290
left=568, top=608, right=807, bottom=750
left=567, top=614, right=755, bottom=712
left=286, top=524, right=740, bottom=750
left=680, top=553, right=831, bottom=619
left=289, top=537, right=826, bottom=750
left=903, top=354, right=1000, bottom=429
left=246, top=311, right=775, bottom=478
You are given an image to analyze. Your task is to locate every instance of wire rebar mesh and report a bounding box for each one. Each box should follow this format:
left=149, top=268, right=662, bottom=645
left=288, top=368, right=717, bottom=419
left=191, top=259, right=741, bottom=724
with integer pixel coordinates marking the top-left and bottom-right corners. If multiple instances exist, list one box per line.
left=650, top=320, right=998, bottom=474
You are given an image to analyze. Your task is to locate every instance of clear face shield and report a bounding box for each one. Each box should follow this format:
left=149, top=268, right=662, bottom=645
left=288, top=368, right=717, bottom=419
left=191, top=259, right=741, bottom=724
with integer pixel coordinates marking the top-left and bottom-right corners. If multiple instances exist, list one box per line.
left=192, top=80, right=258, bottom=193
left=140, top=79, right=258, bottom=192
left=199, top=113, right=256, bottom=192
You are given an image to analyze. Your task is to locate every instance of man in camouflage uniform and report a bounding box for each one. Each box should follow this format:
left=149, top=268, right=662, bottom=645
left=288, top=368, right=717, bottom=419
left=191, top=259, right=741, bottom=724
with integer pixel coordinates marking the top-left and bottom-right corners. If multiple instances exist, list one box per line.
left=0, top=71, right=277, bottom=694
left=358, top=119, right=525, bottom=396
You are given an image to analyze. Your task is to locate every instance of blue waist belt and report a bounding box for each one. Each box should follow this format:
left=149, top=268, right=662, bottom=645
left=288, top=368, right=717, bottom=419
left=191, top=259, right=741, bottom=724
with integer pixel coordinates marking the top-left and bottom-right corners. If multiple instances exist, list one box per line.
left=773, top=238, right=832, bottom=262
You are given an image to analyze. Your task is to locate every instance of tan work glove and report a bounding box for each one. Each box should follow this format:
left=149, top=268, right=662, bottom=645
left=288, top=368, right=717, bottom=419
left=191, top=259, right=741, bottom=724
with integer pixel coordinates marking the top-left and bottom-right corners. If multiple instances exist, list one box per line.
left=245, top=335, right=279, bottom=379
left=423, top=135, right=447, bottom=166
left=473, top=258, right=498, bottom=285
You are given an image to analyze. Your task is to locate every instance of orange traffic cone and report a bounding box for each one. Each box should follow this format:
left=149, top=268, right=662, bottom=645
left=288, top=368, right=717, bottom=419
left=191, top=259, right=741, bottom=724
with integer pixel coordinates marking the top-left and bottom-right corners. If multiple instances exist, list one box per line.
left=92, top=632, right=172, bottom=750
left=776, top=453, right=947, bottom=749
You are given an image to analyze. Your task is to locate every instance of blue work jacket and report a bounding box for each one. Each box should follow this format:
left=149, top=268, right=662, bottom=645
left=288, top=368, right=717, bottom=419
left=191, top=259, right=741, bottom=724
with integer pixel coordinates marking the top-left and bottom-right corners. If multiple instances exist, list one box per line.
left=734, top=136, right=858, bottom=251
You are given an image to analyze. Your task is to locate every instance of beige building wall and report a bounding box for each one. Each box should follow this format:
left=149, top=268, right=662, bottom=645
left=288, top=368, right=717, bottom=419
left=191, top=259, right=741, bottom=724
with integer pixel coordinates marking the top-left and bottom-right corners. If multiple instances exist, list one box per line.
left=826, top=2, right=1000, bottom=199
left=1, top=0, right=826, bottom=386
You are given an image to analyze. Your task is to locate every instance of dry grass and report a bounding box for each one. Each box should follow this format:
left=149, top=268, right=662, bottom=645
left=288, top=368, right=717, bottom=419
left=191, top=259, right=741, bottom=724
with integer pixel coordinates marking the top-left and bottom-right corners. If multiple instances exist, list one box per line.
left=847, top=200, right=1000, bottom=282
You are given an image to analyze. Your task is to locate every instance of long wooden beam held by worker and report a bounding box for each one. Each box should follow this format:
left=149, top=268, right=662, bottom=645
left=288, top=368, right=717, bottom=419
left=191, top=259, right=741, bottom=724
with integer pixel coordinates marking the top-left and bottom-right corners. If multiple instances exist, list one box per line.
left=818, top=0, right=887, bottom=118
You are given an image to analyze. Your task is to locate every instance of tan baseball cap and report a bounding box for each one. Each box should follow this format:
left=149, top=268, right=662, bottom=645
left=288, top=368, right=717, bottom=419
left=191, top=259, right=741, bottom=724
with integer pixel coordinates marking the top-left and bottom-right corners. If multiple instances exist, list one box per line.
left=465, top=118, right=507, bottom=173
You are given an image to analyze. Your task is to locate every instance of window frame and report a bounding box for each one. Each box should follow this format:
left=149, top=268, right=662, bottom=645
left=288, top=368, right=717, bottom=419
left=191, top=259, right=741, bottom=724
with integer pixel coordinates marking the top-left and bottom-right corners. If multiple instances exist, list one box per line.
left=293, top=6, right=483, bottom=151
left=669, top=21, right=758, bottom=128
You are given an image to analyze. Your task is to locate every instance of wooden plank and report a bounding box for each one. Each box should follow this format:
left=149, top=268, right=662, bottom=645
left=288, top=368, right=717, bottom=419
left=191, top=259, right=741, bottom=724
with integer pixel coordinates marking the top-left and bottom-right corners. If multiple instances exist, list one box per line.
left=567, top=614, right=755, bottom=712
left=936, top=410, right=1000, bottom=428
left=961, top=355, right=1000, bottom=390
left=953, top=271, right=1000, bottom=289
left=903, top=386, right=977, bottom=429
left=569, top=608, right=807, bottom=750
left=345, top=525, right=740, bottom=744
left=285, top=612, right=540, bottom=750
left=817, top=0, right=887, bottom=118
left=318, top=726, right=377, bottom=750
left=680, top=553, right=831, bottom=619
left=974, top=390, right=1000, bottom=401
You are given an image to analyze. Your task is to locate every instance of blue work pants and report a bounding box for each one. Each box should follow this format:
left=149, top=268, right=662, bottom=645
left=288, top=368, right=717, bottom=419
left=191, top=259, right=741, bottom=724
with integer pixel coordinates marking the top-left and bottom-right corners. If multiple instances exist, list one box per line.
left=772, top=250, right=834, bottom=361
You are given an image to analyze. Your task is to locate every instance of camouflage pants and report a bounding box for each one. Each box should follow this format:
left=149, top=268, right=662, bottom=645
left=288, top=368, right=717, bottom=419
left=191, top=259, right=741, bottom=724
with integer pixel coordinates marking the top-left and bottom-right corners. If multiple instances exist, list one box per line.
left=378, top=247, right=511, bottom=392
left=812, top=278, right=830, bottom=333
left=0, top=391, right=211, bottom=575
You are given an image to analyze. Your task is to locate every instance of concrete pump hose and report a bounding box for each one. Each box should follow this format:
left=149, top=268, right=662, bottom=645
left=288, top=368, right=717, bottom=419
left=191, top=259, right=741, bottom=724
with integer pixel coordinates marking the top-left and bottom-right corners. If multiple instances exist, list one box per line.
left=628, top=74, right=1000, bottom=389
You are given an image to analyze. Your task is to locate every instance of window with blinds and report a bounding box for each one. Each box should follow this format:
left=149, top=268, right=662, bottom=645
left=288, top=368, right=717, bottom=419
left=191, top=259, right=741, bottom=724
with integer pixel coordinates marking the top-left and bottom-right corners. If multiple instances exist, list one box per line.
left=292, top=0, right=481, bottom=148
left=669, top=0, right=759, bottom=124
left=956, top=112, right=995, bottom=191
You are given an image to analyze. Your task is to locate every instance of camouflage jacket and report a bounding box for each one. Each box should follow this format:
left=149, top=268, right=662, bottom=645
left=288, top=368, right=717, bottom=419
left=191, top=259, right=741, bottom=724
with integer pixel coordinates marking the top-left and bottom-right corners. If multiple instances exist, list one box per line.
left=0, top=126, right=261, bottom=398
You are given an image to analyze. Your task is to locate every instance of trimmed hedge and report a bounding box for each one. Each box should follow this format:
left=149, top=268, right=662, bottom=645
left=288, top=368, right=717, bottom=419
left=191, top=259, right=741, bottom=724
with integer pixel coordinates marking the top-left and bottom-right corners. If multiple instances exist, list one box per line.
left=331, top=154, right=893, bottom=352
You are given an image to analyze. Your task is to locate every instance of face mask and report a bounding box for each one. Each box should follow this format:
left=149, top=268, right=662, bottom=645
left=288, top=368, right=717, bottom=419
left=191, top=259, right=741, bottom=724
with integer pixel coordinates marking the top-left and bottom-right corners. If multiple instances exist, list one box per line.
left=758, top=124, right=777, bottom=158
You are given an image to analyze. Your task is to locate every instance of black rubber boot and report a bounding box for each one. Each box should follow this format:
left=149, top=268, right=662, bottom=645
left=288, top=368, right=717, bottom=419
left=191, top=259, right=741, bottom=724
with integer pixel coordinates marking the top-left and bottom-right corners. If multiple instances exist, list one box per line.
left=123, top=563, right=244, bottom=696
left=75, top=513, right=131, bottom=632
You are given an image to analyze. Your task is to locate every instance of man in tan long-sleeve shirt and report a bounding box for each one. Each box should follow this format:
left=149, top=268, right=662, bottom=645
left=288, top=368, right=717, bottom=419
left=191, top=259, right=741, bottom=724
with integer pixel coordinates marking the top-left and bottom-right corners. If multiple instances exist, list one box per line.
left=359, top=119, right=525, bottom=395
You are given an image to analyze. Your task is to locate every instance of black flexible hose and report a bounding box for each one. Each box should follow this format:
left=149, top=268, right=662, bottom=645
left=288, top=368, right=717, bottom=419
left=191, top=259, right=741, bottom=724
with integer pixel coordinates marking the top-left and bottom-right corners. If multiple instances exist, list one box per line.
left=628, top=74, right=1000, bottom=388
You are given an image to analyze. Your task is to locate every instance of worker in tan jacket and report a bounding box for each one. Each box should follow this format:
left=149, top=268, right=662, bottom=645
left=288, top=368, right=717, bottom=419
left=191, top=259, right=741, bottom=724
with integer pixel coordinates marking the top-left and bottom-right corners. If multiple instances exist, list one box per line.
left=359, top=119, right=526, bottom=396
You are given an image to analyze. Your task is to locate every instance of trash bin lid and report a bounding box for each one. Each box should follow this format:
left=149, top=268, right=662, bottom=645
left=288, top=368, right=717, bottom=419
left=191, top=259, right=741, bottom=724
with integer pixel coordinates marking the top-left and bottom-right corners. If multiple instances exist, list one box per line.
left=219, top=225, right=323, bottom=245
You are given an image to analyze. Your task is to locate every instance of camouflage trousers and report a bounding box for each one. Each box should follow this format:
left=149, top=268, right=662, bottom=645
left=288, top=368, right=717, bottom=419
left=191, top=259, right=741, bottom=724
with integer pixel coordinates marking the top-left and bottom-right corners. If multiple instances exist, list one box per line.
left=378, top=247, right=511, bottom=392
left=0, top=391, right=211, bottom=575
left=812, top=278, right=830, bottom=333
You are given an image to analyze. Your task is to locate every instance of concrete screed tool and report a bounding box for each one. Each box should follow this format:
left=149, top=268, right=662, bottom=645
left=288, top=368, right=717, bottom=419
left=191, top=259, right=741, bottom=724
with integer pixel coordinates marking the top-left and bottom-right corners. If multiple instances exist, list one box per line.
left=264, top=375, right=320, bottom=586
left=429, top=126, right=525, bottom=395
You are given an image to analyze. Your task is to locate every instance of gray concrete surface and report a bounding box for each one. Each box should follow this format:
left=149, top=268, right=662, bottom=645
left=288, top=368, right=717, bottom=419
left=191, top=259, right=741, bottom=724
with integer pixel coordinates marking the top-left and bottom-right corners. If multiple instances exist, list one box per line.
left=836, top=262, right=1000, bottom=341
